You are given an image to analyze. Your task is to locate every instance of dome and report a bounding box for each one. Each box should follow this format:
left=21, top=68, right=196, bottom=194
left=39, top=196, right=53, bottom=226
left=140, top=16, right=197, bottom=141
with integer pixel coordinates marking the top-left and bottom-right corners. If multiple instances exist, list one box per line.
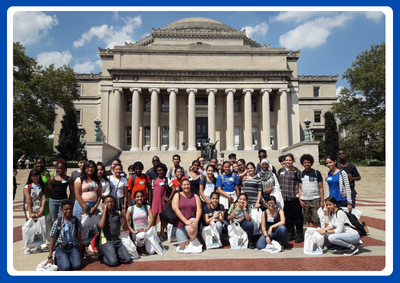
left=159, top=17, right=236, bottom=31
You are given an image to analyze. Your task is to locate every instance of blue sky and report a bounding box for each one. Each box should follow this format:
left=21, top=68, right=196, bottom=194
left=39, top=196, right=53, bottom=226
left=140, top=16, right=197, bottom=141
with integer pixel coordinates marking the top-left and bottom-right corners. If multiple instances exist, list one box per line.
left=12, top=8, right=386, bottom=93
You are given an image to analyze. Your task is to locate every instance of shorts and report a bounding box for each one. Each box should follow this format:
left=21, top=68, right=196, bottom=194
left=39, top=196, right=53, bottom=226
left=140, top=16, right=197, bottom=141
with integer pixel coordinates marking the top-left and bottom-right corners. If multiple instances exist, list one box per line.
left=303, top=198, right=321, bottom=223
left=175, top=218, right=196, bottom=244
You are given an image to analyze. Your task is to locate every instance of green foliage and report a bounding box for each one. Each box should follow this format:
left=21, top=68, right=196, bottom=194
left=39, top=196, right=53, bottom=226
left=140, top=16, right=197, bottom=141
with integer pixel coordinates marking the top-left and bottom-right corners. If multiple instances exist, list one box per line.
left=360, top=160, right=369, bottom=166
left=324, top=111, right=339, bottom=160
left=369, top=160, right=385, bottom=166
left=318, top=139, right=326, bottom=160
left=13, top=42, right=80, bottom=156
left=332, top=43, right=385, bottom=161
left=55, top=110, right=86, bottom=161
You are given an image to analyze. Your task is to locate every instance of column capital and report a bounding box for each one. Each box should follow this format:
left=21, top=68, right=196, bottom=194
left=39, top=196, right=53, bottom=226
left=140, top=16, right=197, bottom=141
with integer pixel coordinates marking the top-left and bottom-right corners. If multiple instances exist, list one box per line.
left=260, top=88, right=273, bottom=94
left=111, top=87, right=123, bottom=92
left=206, top=88, right=217, bottom=94
left=130, top=87, right=142, bottom=93
left=167, top=88, right=179, bottom=94
left=186, top=88, right=197, bottom=94
left=242, top=88, right=254, bottom=94
left=149, top=88, right=160, bottom=94
left=278, top=88, right=290, bottom=94
left=225, top=88, right=236, bottom=94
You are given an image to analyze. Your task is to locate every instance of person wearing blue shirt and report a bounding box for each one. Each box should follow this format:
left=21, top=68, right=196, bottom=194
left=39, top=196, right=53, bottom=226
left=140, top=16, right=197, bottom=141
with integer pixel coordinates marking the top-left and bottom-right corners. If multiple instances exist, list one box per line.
left=216, top=161, right=240, bottom=213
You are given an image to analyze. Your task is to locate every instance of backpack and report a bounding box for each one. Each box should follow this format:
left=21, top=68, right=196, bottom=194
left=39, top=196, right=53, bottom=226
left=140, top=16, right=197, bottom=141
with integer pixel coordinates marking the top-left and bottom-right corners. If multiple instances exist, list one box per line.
left=151, top=178, right=172, bottom=197
left=220, top=173, right=238, bottom=185
left=337, top=208, right=368, bottom=237
left=55, top=216, right=80, bottom=241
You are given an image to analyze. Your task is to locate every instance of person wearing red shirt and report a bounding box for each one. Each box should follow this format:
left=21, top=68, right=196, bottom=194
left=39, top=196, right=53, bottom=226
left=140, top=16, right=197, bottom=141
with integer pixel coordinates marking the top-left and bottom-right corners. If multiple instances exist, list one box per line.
left=127, top=162, right=151, bottom=206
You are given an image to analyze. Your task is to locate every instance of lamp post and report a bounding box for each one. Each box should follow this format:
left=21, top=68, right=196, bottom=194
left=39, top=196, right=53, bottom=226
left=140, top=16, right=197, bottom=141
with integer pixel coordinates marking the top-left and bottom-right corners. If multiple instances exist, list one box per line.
left=94, top=118, right=102, bottom=142
left=304, top=118, right=311, bottom=141
left=29, top=136, right=33, bottom=159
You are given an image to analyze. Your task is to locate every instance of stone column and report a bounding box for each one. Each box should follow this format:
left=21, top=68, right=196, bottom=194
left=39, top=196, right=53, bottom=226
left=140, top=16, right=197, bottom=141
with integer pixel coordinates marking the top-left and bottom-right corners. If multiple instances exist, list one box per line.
left=167, top=88, right=178, bottom=151
left=110, top=87, right=122, bottom=149
left=260, top=88, right=272, bottom=150
left=186, top=88, right=197, bottom=151
left=149, top=88, right=160, bottom=151
left=243, top=88, right=254, bottom=150
left=279, top=88, right=290, bottom=149
left=129, top=87, right=141, bottom=151
left=225, top=88, right=236, bottom=150
left=206, top=88, right=217, bottom=143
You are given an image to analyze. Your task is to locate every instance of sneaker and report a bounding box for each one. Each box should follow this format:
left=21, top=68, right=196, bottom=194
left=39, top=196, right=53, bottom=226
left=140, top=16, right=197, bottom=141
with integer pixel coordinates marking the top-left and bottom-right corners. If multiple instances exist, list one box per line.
left=41, top=243, right=48, bottom=249
left=287, top=233, right=295, bottom=242
left=23, top=247, right=31, bottom=255
left=343, top=246, right=359, bottom=256
left=295, top=234, right=304, bottom=243
left=177, top=246, right=186, bottom=253
left=327, top=244, right=339, bottom=250
left=248, top=242, right=256, bottom=249
left=35, top=246, right=42, bottom=253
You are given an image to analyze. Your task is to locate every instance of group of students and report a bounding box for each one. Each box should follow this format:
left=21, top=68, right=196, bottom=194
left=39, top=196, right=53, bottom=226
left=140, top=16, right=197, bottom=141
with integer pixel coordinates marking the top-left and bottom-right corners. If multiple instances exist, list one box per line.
left=20, top=148, right=362, bottom=271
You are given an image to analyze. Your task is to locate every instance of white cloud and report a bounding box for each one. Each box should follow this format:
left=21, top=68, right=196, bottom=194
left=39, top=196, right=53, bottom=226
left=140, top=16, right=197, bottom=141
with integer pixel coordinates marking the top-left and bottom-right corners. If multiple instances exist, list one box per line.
left=37, top=51, right=73, bottom=68
left=242, top=22, right=268, bottom=38
left=365, top=11, right=384, bottom=22
left=73, top=60, right=97, bottom=74
left=73, top=15, right=142, bottom=49
left=13, top=11, right=58, bottom=45
left=272, top=11, right=325, bottom=23
left=279, top=13, right=355, bottom=50
left=336, top=86, right=344, bottom=97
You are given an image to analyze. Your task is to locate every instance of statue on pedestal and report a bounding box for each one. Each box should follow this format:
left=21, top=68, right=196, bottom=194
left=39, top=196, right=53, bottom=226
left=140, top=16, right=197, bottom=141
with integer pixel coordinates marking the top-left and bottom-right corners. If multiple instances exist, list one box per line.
left=200, top=138, right=219, bottom=161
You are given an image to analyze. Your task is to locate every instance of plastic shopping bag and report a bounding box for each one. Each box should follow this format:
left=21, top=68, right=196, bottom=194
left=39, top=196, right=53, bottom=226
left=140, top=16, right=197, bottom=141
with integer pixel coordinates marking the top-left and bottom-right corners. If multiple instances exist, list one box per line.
left=146, top=226, right=166, bottom=255
left=22, top=216, right=46, bottom=248
left=167, top=223, right=176, bottom=243
left=228, top=222, right=248, bottom=249
left=261, top=240, right=282, bottom=254
left=201, top=223, right=222, bottom=250
left=317, top=207, right=325, bottom=228
left=81, top=214, right=100, bottom=243
left=177, top=238, right=203, bottom=253
left=351, top=209, right=363, bottom=219
left=120, top=232, right=140, bottom=260
left=304, top=227, right=323, bottom=255
left=270, top=186, right=284, bottom=210
left=250, top=205, right=262, bottom=235
left=35, top=260, right=58, bottom=271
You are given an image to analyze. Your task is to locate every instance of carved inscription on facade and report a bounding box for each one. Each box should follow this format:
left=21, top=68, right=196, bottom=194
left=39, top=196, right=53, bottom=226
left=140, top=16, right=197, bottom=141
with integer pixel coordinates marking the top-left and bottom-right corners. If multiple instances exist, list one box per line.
left=156, top=77, right=245, bottom=82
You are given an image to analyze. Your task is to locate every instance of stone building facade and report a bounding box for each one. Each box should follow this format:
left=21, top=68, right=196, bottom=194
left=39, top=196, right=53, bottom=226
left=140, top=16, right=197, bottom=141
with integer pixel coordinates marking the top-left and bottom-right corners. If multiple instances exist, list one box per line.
left=54, top=17, right=338, bottom=152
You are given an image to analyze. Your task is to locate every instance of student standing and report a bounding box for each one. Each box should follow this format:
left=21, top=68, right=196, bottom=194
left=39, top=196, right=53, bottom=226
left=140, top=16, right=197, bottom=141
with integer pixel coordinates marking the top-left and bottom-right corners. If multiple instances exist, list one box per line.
left=337, top=149, right=361, bottom=208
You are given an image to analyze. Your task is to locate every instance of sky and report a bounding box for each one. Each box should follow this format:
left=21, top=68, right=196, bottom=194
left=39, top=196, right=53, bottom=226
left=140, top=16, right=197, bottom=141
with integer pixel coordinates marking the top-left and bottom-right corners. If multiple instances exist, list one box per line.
left=12, top=8, right=386, bottom=94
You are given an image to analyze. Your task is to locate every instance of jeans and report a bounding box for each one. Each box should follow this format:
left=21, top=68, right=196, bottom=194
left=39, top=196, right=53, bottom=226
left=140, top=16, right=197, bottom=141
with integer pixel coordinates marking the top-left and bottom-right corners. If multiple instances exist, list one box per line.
left=73, top=200, right=96, bottom=221
left=256, top=225, right=288, bottom=249
left=100, top=240, right=132, bottom=267
left=240, top=220, right=254, bottom=242
left=351, top=192, right=357, bottom=208
left=175, top=218, right=197, bottom=244
left=49, top=198, right=67, bottom=223
left=55, top=246, right=81, bottom=271
left=328, top=233, right=360, bottom=249
left=13, top=189, right=16, bottom=201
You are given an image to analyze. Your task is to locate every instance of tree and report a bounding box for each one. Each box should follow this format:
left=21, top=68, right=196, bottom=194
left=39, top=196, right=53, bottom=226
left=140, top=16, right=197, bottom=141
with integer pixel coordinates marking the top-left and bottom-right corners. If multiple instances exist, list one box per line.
left=55, top=110, right=86, bottom=161
left=323, top=111, right=339, bottom=161
left=13, top=42, right=80, bottom=157
left=332, top=43, right=385, bottom=162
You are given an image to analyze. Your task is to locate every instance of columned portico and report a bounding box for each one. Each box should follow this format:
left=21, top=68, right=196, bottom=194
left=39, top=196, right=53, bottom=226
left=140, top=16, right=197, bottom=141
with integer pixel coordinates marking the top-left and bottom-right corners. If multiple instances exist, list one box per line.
left=110, top=87, right=122, bottom=150
left=260, top=88, right=272, bottom=150
left=243, top=88, right=254, bottom=150
left=225, top=88, right=236, bottom=150
left=130, top=87, right=141, bottom=151
left=187, top=88, right=197, bottom=151
left=206, top=88, right=217, bottom=143
left=167, top=88, right=178, bottom=151
left=279, top=88, right=290, bottom=150
left=149, top=88, right=160, bottom=151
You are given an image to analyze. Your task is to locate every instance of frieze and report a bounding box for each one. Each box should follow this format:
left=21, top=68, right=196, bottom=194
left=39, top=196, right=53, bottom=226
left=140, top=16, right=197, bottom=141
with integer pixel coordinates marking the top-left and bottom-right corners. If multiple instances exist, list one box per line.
left=298, top=74, right=339, bottom=82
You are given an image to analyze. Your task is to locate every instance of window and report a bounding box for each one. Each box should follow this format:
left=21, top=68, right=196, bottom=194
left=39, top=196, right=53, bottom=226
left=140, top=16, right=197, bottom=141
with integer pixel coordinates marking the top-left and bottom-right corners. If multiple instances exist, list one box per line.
left=234, top=127, right=241, bottom=146
left=161, top=98, right=169, bottom=112
left=234, top=98, right=241, bottom=112
left=269, top=96, right=274, bottom=112
left=162, top=126, right=169, bottom=146
left=313, top=86, right=320, bottom=97
left=144, top=127, right=150, bottom=146
left=126, top=127, right=132, bottom=146
left=251, top=97, right=257, bottom=112
left=76, top=85, right=82, bottom=96
left=252, top=127, right=258, bottom=145
left=75, top=110, right=81, bottom=125
left=127, top=97, right=132, bottom=112
left=144, top=98, right=151, bottom=112
left=314, top=111, right=322, bottom=123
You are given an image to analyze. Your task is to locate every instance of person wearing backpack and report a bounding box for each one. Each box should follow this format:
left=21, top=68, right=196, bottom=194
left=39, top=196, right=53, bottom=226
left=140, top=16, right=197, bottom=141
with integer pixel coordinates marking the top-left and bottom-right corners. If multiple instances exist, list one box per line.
left=317, top=196, right=361, bottom=256
left=216, top=161, right=240, bottom=212
left=45, top=200, right=83, bottom=271
left=127, top=161, right=152, bottom=207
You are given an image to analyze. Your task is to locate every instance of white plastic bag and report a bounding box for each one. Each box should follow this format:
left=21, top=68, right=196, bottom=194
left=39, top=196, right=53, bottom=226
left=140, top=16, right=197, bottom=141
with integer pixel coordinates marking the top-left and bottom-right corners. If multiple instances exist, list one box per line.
left=250, top=205, right=262, bottom=235
left=119, top=232, right=140, bottom=260
left=177, top=238, right=203, bottom=253
left=351, top=209, right=363, bottom=219
left=35, top=260, right=58, bottom=271
left=228, top=222, right=248, bottom=249
left=261, top=240, right=282, bottom=254
left=81, top=214, right=100, bottom=242
left=317, top=207, right=325, bottom=228
left=22, top=216, right=46, bottom=248
left=201, top=223, right=222, bottom=250
left=304, top=227, right=323, bottom=255
left=167, top=223, right=176, bottom=242
left=270, top=185, right=284, bottom=210
left=146, top=226, right=166, bottom=255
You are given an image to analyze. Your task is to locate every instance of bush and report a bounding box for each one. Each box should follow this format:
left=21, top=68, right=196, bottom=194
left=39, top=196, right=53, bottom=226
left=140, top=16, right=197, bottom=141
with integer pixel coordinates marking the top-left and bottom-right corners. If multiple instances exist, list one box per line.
left=67, top=161, right=80, bottom=168
left=369, top=160, right=385, bottom=166
left=320, top=160, right=326, bottom=165
left=359, top=160, right=369, bottom=166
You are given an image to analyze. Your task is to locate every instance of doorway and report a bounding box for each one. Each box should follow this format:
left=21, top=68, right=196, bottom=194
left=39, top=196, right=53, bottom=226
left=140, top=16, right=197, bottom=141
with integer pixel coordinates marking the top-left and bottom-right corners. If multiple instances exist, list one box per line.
left=196, top=117, right=208, bottom=150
